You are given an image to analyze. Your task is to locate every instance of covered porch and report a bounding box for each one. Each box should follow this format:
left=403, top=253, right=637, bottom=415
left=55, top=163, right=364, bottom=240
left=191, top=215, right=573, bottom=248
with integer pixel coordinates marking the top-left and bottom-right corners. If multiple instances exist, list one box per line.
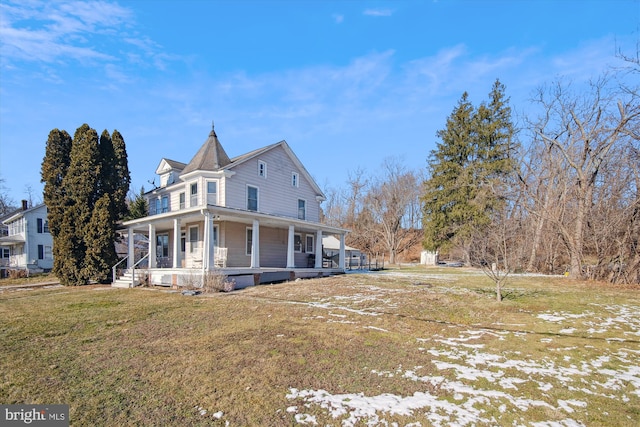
left=114, top=205, right=349, bottom=288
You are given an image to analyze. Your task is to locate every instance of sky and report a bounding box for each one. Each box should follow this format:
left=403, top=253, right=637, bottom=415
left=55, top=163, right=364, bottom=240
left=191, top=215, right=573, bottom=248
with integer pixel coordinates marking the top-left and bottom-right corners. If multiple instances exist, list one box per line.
left=1, top=0, right=639, bottom=205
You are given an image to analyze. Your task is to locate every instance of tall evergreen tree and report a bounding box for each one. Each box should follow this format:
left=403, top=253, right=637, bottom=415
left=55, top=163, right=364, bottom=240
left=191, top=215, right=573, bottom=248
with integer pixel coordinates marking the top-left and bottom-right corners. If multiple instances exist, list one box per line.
left=61, top=124, right=101, bottom=285
left=422, top=80, right=516, bottom=263
left=41, top=124, right=131, bottom=285
left=41, top=129, right=73, bottom=277
left=84, top=194, right=117, bottom=283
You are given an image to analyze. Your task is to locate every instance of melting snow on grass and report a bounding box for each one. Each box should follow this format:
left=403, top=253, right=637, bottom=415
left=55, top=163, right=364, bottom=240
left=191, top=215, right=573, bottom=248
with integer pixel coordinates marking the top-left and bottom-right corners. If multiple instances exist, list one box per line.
left=286, top=308, right=640, bottom=426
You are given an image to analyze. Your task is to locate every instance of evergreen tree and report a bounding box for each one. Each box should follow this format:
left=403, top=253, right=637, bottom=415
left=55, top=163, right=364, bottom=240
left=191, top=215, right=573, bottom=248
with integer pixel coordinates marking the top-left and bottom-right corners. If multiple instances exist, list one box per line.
left=41, top=129, right=72, bottom=278
left=422, top=80, right=516, bottom=263
left=99, top=129, right=130, bottom=219
left=61, top=124, right=101, bottom=285
left=126, top=186, right=149, bottom=220
left=84, top=194, right=117, bottom=283
left=41, top=124, right=131, bottom=285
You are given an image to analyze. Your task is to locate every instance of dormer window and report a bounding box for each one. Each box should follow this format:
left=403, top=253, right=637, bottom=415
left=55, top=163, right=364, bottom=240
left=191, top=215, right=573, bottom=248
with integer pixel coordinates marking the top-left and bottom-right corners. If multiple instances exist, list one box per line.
left=258, top=160, right=267, bottom=178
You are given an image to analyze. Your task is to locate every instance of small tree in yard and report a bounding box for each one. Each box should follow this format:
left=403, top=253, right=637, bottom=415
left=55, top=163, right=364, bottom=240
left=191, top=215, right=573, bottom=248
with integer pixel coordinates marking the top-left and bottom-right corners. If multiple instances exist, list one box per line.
left=470, top=205, right=520, bottom=302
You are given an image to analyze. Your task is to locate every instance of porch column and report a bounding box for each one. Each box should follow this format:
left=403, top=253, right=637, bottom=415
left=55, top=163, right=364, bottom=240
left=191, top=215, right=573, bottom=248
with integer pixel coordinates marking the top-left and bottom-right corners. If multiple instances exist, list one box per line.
left=127, top=227, right=134, bottom=268
left=250, top=219, right=260, bottom=268
left=286, top=225, right=295, bottom=268
left=206, top=213, right=215, bottom=269
left=172, top=218, right=181, bottom=268
left=339, top=234, right=346, bottom=270
left=148, top=224, right=156, bottom=268
left=315, top=230, right=323, bottom=268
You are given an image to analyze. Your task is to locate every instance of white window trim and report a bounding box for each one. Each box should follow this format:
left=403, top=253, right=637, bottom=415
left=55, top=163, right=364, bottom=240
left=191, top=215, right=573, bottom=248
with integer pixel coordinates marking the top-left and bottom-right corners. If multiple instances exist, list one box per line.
left=246, top=227, right=253, bottom=256
left=294, top=233, right=303, bottom=253
left=189, top=225, right=199, bottom=253
left=298, top=198, right=306, bottom=220
left=190, top=182, right=199, bottom=207
left=305, top=234, right=315, bottom=254
left=247, top=185, right=259, bottom=211
left=206, top=180, right=218, bottom=205
left=258, top=160, right=267, bottom=178
left=292, top=172, right=299, bottom=187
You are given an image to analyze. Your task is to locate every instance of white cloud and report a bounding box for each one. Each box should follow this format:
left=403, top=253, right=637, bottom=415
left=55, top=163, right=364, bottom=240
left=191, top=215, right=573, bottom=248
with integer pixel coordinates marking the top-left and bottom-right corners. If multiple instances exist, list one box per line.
left=0, top=0, right=167, bottom=72
left=333, top=13, right=344, bottom=24
left=363, top=8, right=393, bottom=17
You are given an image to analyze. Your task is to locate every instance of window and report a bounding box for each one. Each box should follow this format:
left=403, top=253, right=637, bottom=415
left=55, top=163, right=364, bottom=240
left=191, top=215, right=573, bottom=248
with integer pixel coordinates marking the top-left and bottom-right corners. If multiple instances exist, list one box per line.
left=38, top=245, right=44, bottom=260
left=189, top=226, right=199, bottom=253
left=247, top=186, right=258, bottom=211
left=258, top=160, right=267, bottom=178
left=207, top=181, right=218, bottom=205
left=161, top=195, right=169, bottom=213
left=190, top=183, right=198, bottom=207
left=1, top=248, right=9, bottom=262
left=298, top=199, right=306, bottom=220
left=246, top=227, right=253, bottom=255
left=292, top=172, right=299, bottom=187
left=294, top=233, right=303, bottom=252
left=44, top=246, right=52, bottom=259
left=181, top=231, right=186, bottom=253
left=306, top=235, right=314, bottom=253
left=179, top=192, right=185, bottom=210
left=157, top=235, right=169, bottom=257
left=37, top=218, right=43, bottom=233
left=149, top=198, right=157, bottom=215
left=43, top=220, right=49, bottom=233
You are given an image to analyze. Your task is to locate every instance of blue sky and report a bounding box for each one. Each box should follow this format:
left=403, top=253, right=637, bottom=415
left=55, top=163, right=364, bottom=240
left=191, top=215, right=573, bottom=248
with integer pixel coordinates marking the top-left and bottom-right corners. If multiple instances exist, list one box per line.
left=1, top=0, right=638, bottom=205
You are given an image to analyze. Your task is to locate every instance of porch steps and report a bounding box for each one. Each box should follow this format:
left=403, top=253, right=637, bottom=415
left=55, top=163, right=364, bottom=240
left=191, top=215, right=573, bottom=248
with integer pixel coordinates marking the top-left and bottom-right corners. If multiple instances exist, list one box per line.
left=112, top=270, right=140, bottom=288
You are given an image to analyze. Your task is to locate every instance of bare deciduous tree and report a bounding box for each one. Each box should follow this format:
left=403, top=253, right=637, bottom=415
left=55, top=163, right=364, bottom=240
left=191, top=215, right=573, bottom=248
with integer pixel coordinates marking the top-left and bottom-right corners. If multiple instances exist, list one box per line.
left=526, top=74, right=640, bottom=280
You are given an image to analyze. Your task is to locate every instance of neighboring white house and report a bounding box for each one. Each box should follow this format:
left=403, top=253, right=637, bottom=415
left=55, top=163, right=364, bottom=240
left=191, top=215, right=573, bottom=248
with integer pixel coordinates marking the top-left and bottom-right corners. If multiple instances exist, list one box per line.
left=322, top=236, right=366, bottom=269
left=116, top=124, right=349, bottom=287
left=0, top=202, right=53, bottom=274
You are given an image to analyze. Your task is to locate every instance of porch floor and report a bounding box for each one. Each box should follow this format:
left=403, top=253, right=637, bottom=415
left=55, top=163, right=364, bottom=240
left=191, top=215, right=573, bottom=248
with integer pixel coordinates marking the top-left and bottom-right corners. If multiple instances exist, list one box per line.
left=113, top=266, right=345, bottom=289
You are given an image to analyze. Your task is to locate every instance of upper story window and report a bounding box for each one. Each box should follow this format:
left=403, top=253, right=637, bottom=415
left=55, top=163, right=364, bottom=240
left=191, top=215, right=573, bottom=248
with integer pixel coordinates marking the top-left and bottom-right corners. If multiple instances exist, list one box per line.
left=179, top=192, right=185, bottom=210
left=161, top=195, right=169, bottom=213
left=298, top=199, right=306, bottom=220
left=155, top=199, right=161, bottom=215
left=37, top=218, right=49, bottom=233
left=258, top=160, right=267, bottom=178
left=8, top=219, right=24, bottom=236
left=247, top=185, right=258, bottom=211
left=190, top=183, right=198, bottom=207
left=292, top=172, right=299, bottom=187
left=207, top=181, right=218, bottom=205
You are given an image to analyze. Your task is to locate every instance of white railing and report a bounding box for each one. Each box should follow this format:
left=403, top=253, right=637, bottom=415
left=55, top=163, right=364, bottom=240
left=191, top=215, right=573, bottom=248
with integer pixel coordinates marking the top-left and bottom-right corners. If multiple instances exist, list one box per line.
left=112, top=256, right=128, bottom=283
left=131, top=253, right=149, bottom=287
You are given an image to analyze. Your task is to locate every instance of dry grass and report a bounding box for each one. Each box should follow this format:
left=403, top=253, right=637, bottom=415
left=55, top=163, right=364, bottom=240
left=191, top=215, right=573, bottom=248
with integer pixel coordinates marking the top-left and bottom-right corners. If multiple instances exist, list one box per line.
left=1, top=267, right=638, bottom=426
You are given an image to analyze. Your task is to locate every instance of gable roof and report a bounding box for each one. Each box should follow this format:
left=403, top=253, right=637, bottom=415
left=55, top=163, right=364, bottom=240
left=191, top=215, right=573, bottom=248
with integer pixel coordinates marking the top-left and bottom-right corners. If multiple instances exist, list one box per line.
left=155, top=158, right=187, bottom=175
left=180, top=125, right=231, bottom=176
left=224, top=140, right=326, bottom=200
left=2, top=203, right=47, bottom=225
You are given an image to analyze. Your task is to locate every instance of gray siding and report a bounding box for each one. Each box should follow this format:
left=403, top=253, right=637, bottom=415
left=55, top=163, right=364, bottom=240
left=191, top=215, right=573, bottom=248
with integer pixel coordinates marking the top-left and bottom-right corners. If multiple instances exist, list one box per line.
left=224, top=145, right=321, bottom=221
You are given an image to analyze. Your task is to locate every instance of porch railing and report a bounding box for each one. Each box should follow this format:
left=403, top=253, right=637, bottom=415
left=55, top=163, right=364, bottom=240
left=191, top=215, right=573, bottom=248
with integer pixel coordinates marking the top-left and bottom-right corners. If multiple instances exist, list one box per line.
left=112, top=256, right=128, bottom=283
left=131, top=253, right=149, bottom=287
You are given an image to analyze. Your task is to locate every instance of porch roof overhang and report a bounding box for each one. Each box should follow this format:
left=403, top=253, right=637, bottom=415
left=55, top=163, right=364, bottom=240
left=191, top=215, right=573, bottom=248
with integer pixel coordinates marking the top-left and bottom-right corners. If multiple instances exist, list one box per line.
left=0, top=235, right=25, bottom=246
left=120, top=205, right=349, bottom=236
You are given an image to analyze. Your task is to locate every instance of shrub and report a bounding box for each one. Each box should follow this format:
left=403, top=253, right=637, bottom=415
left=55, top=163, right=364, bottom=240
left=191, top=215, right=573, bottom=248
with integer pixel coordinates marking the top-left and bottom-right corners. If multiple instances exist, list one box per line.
left=202, top=270, right=235, bottom=293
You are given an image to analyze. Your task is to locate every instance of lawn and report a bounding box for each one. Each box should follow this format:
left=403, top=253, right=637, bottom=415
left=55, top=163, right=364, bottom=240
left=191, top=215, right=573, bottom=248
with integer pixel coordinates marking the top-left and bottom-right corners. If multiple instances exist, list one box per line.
left=1, top=268, right=638, bottom=426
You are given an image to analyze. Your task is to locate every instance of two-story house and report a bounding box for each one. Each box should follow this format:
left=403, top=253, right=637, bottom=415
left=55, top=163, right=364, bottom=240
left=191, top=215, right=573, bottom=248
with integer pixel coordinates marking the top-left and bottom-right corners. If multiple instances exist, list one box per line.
left=115, top=124, right=348, bottom=288
left=0, top=202, right=53, bottom=275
